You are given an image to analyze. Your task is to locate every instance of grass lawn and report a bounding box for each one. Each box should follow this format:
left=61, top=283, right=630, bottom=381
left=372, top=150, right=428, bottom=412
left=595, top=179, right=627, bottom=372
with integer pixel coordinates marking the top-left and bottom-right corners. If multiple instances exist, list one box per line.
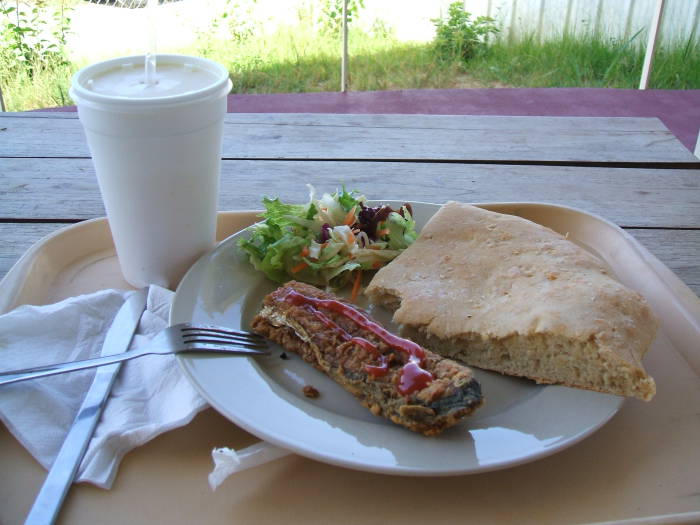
left=468, top=33, right=700, bottom=90
left=201, top=25, right=700, bottom=95
left=1, top=14, right=698, bottom=111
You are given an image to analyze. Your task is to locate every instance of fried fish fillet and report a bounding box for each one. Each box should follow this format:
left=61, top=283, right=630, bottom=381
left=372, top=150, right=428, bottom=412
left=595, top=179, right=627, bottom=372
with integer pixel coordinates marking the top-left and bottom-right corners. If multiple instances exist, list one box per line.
left=251, top=281, right=483, bottom=436
left=365, top=201, right=657, bottom=401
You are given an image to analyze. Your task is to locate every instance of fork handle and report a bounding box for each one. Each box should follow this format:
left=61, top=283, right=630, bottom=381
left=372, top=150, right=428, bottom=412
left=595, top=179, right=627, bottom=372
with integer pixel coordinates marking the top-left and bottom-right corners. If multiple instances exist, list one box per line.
left=0, top=346, right=266, bottom=387
left=0, top=349, right=148, bottom=386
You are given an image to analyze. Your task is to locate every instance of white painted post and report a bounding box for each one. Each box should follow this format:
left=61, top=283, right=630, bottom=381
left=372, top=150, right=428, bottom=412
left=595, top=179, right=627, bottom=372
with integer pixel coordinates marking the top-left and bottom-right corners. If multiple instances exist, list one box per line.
left=691, top=1, right=700, bottom=42
left=509, top=0, right=519, bottom=42
left=639, top=0, right=666, bottom=90
left=536, top=0, right=546, bottom=42
left=623, top=0, right=636, bottom=40
left=485, top=0, right=494, bottom=43
left=341, top=0, right=348, bottom=92
left=563, top=0, right=573, bottom=36
left=593, top=0, right=604, bottom=35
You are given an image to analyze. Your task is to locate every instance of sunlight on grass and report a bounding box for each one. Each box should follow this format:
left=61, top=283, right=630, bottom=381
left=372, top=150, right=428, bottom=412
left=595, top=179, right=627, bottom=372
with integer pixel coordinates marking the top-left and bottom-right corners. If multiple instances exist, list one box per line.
left=1, top=5, right=698, bottom=112
left=193, top=22, right=473, bottom=94
left=467, top=32, right=700, bottom=90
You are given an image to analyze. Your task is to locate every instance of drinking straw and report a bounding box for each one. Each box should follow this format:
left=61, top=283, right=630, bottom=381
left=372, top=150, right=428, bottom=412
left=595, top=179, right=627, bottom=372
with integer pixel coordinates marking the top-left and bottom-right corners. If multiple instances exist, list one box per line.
left=144, top=0, right=158, bottom=85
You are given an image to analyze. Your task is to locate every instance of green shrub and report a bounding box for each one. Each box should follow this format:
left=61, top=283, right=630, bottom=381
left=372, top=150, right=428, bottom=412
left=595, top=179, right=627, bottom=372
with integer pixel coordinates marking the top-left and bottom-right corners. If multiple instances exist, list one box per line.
left=0, top=0, right=74, bottom=110
left=1, top=0, right=72, bottom=75
left=318, top=0, right=364, bottom=36
left=432, top=1, right=498, bottom=62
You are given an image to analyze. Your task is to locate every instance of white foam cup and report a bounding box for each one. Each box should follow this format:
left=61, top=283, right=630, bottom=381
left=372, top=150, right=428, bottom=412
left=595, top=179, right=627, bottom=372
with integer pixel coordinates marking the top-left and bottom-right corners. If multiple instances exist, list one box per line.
left=70, top=54, right=232, bottom=289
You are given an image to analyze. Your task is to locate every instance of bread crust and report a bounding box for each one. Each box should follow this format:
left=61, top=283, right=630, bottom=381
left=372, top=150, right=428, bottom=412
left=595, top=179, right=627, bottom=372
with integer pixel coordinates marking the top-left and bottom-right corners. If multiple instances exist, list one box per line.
left=364, top=202, right=657, bottom=400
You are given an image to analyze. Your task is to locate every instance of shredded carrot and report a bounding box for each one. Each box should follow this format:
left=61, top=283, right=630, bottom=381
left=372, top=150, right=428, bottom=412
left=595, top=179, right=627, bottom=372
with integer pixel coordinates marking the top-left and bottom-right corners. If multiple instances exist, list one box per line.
left=350, top=270, right=362, bottom=302
left=343, top=206, right=357, bottom=226
left=343, top=229, right=355, bottom=246
left=290, top=262, right=308, bottom=274
left=377, top=228, right=390, bottom=237
left=300, top=246, right=310, bottom=257
left=372, top=261, right=383, bottom=269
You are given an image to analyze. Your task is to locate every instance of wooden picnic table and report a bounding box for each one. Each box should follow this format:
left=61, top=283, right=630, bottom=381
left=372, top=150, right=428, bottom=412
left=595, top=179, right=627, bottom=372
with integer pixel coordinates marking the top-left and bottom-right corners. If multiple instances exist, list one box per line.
left=1, top=111, right=699, bottom=525
left=1, top=112, right=699, bottom=293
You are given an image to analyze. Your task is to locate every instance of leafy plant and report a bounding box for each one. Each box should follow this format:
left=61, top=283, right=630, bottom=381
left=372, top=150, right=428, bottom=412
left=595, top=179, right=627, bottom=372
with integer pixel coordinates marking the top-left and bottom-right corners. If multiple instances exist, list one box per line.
left=0, top=0, right=72, bottom=77
left=432, top=1, right=498, bottom=62
left=215, top=0, right=256, bottom=43
left=318, top=0, right=364, bottom=36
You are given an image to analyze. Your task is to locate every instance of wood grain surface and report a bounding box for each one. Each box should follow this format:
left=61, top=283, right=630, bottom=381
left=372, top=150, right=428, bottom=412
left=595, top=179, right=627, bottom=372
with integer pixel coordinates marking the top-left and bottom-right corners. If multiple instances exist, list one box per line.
left=2, top=112, right=698, bottom=164
left=2, top=112, right=700, bottom=525
left=1, top=112, right=699, bottom=295
left=7, top=223, right=700, bottom=297
left=2, top=158, right=699, bottom=227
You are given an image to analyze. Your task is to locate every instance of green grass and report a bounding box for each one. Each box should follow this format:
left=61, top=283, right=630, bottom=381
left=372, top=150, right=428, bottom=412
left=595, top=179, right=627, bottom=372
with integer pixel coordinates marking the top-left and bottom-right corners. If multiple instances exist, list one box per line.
left=195, top=24, right=475, bottom=94
left=465, top=32, right=700, bottom=90
left=0, top=0, right=76, bottom=110
left=1, top=19, right=698, bottom=112
left=201, top=28, right=700, bottom=94
left=0, top=57, right=73, bottom=111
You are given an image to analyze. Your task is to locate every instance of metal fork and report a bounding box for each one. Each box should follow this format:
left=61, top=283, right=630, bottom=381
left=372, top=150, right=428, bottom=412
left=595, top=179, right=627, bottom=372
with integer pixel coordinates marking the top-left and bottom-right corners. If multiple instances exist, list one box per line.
left=0, top=323, right=269, bottom=387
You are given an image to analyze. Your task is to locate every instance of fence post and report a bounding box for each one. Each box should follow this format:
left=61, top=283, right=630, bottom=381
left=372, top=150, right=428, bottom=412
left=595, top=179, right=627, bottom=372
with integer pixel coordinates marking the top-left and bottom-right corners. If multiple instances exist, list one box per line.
left=623, top=0, right=636, bottom=40
left=485, top=0, right=494, bottom=43
left=639, top=0, right=666, bottom=90
left=593, top=0, right=604, bottom=35
left=341, top=0, right=348, bottom=92
left=563, top=0, right=573, bottom=36
left=509, top=0, right=519, bottom=42
left=536, top=0, right=545, bottom=43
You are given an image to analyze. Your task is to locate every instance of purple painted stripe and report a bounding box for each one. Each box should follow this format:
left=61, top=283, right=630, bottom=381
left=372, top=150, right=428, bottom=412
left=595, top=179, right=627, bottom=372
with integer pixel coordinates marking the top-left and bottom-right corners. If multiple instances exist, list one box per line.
left=36, top=88, right=700, bottom=152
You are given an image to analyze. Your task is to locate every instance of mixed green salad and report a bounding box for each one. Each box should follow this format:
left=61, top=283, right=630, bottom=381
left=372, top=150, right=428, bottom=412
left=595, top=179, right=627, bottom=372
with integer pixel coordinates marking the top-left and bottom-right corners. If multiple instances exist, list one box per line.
left=238, top=187, right=417, bottom=290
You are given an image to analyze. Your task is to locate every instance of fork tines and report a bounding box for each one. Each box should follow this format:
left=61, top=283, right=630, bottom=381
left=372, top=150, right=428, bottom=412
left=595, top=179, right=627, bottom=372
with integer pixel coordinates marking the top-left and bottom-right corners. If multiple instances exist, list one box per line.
left=179, top=324, right=268, bottom=350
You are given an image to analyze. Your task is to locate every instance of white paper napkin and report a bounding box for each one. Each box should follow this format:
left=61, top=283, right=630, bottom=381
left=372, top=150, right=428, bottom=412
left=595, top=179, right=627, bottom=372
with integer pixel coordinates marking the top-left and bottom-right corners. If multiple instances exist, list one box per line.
left=0, top=286, right=293, bottom=489
left=208, top=443, right=292, bottom=490
left=0, top=286, right=207, bottom=489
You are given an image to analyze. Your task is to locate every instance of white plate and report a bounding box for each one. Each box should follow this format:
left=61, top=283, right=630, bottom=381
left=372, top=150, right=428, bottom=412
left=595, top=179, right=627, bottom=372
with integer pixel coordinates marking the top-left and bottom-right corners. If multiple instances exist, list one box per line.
left=170, top=201, right=624, bottom=476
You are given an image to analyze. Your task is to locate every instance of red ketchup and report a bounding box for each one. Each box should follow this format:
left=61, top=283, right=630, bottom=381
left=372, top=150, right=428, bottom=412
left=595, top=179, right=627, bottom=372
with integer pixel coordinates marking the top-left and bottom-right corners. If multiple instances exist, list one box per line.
left=281, top=288, right=433, bottom=395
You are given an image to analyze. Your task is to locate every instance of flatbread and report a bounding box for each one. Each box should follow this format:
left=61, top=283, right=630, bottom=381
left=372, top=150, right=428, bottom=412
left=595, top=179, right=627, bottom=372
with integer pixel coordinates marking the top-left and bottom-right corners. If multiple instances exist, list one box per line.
left=364, top=201, right=657, bottom=400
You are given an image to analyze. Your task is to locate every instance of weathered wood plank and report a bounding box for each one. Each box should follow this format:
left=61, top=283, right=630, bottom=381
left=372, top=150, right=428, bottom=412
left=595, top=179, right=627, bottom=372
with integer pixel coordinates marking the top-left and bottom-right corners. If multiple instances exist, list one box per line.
left=0, top=111, right=676, bottom=130
left=2, top=223, right=698, bottom=297
left=1, top=158, right=699, bottom=228
left=628, top=228, right=700, bottom=294
left=1, top=113, right=697, bottom=164
left=0, top=113, right=88, bottom=158
left=222, top=113, right=697, bottom=163
left=0, top=112, right=79, bottom=119
left=0, top=222, right=68, bottom=281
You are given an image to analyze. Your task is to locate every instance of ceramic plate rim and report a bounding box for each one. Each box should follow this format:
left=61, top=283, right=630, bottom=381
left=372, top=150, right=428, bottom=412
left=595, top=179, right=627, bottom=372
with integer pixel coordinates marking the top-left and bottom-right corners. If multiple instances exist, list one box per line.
left=171, top=201, right=625, bottom=476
